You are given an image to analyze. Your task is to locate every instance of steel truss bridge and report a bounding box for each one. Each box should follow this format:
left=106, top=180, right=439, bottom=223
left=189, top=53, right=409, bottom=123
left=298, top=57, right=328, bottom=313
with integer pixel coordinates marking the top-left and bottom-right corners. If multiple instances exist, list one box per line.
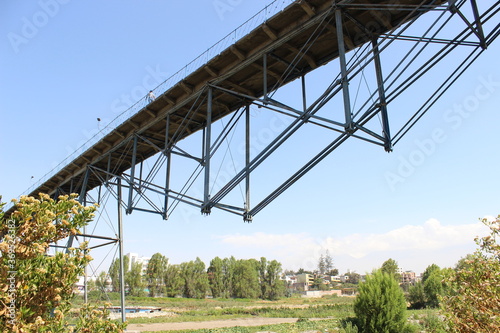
left=4, top=0, right=499, bottom=318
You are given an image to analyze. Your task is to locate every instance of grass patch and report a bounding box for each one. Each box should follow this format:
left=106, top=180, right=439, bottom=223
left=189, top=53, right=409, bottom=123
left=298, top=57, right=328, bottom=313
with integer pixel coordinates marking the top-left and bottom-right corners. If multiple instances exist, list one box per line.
left=143, top=318, right=341, bottom=333
left=126, top=300, right=355, bottom=324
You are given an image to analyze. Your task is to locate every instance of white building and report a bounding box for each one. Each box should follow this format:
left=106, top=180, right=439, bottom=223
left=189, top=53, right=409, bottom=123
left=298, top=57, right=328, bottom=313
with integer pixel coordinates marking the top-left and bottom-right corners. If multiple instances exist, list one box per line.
left=126, top=253, right=150, bottom=275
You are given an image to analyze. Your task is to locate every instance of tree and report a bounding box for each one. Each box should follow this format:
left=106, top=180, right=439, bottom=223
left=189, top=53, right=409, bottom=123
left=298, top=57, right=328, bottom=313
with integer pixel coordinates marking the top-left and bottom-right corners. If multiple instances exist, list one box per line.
left=381, top=258, right=400, bottom=281
left=423, top=266, right=443, bottom=308
left=208, top=256, right=224, bottom=298
left=407, top=280, right=426, bottom=309
left=180, top=257, right=208, bottom=298
left=108, top=256, right=129, bottom=292
left=422, top=263, right=440, bottom=283
left=318, top=254, right=326, bottom=275
left=126, top=261, right=145, bottom=297
left=441, top=216, right=500, bottom=332
left=0, top=193, right=126, bottom=332
left=420, top=263, right=452, bottom=308
left=344, top=271, right=361, bottom=284
left=296, top=268, right=313, bottom=275
left=95, top=271, right=108, bottom=293
left=258, top=258, right=285, bottom=300
left=163, top=264, right=183, bottom=297
left=324, top=250, right=334, bottom=273
left=146, top=253, right=168, bottom=297
left=312, top=277, right=329, bottom=291
left=221, top=256, right=236, bottom=298
left=232, top=259, right=260, bottom=298
left=354, top=269, right=407, bottom=333
left=317, top=250, right=335, bottom=275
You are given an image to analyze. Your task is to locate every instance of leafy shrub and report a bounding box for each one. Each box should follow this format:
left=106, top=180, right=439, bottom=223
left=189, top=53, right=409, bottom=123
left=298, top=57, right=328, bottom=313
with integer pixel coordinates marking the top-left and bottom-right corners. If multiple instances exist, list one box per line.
left=0, top=194, right=126, bottom=332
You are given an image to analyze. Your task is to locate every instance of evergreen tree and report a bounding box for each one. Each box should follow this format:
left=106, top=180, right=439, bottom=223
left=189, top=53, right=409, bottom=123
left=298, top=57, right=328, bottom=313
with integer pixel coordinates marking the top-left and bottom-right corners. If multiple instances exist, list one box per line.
left=324, top=250, right=334, bottom=273
left=354, top=270, right=407, bottom=333
left=318, top=254, right=326, bottom=275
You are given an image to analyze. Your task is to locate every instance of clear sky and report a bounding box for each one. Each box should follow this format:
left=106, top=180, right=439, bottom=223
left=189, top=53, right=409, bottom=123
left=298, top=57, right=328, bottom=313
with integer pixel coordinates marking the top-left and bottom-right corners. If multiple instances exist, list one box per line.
left=1, top=0, right=499, bottom=277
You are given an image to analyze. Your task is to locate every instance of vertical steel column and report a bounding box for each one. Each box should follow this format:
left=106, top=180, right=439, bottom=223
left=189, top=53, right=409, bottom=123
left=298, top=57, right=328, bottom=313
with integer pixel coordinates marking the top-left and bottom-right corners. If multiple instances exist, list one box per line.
left=244, top=105, right=252, bottom=222
left=202, top=87, right=213, bottom=214
left=372, top=37, right=392, bottom=152
left=117, top=178, right=126, bottom=323
left=78, top=167, right=90, bottom=301
left=263, top=54, right=268, bottom=103
left=470, top=0, right=486, bottom=49
left=301, top=75, right=307, bottom=113
left=127, top=135, right=138, bottom=214
left=67, top=167, right=90, bottom=253
left=163, top=114, right=171, bottom=220
left=335, top=9, right=353, bottom=132
left=139, top=161, right=144, bottom=193
left=106, top=154, right=112, bottom=187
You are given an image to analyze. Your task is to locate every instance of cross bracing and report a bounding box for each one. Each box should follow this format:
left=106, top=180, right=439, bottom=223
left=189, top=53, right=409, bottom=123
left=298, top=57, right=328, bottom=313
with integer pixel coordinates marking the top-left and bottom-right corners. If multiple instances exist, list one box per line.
left=7, top=0, right=499, bottom=222
left=5, top=0, right=498, bottom=322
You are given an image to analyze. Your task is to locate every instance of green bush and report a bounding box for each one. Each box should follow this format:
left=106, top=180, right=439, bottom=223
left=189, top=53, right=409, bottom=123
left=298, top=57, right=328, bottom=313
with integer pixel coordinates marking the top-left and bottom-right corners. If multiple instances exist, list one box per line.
left=354, top=269, right=407, bottom=333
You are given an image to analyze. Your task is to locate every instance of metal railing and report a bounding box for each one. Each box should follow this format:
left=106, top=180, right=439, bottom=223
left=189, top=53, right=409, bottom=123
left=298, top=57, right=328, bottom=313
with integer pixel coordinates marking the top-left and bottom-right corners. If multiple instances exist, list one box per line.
left=17, top=0, right=296, bottom=202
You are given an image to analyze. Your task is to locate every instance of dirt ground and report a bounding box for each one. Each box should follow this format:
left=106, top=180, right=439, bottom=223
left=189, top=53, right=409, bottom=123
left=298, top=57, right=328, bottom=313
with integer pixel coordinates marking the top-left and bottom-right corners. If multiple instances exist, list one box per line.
left=127, top=317, right=318, bottom=332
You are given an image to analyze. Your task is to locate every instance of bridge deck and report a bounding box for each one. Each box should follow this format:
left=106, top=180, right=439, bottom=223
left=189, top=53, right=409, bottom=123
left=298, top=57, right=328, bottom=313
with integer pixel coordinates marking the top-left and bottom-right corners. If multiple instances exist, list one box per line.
left=25, top=0, right=444, bottom=201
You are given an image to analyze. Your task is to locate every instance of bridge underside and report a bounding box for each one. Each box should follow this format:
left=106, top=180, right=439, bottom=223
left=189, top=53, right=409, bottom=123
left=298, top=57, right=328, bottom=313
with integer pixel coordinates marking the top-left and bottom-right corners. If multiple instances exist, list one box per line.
left=8, top=0, right=498, bottom=224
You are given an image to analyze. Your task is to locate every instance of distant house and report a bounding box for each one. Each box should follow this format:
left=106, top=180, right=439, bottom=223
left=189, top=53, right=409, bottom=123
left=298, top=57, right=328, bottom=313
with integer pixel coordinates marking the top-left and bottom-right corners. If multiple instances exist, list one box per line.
left=295, top=273, right=314, bottom=290
left=400, top=271, right=416, bottom=284
left=340, top=275, right=350, bottom=283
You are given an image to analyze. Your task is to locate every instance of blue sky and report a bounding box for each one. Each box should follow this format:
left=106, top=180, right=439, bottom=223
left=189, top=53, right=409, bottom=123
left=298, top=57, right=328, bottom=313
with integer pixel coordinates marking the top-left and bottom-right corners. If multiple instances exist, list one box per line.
left=1, top=0, right=499, bottom=276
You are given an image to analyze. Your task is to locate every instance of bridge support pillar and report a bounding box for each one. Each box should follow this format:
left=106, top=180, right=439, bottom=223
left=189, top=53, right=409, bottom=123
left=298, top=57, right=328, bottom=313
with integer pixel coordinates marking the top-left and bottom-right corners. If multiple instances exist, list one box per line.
left=372, top=37, right=392, bottom=152
left=127, top=135, right=138, bottom=214
left=163, top=114, right=172, bottom=220
left=202, top=87, right=213, bottom=215
left=117, top=178, right=126, bottom=323
left=244, top=104, right=252, bottom=222
left=335, top=8, right=353, bottom=132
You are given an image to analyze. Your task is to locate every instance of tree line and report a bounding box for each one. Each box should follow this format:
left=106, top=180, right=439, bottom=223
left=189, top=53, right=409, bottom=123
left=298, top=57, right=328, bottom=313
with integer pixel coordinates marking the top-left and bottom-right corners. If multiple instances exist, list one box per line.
left=103, top=254, right=285, bottom=300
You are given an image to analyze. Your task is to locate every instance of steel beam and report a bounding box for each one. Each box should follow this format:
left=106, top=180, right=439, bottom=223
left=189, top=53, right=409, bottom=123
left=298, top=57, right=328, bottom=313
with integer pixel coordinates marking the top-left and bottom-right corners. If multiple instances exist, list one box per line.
left=117, top=178, right=126, bottom=323
left=371, top=37, right=392, bottom=152
left=244, top=105, right=252, bottom=222
left=335, top=8, right=353, bottom=132
left=127, top=135, right=138, bottom=214
left=202, top=87, right=213, bottom=215
left=163, top=114, right=171, bottom=220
